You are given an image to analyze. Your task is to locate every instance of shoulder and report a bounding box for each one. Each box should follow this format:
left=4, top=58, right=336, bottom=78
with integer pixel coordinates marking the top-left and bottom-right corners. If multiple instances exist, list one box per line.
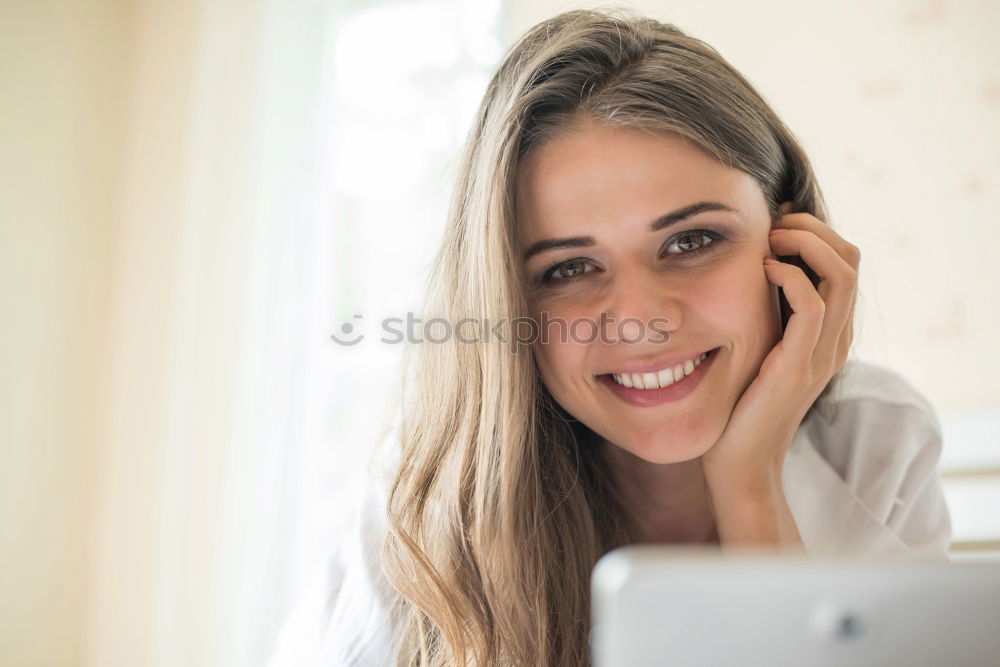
left=268, top=459, right=402, bottom=666
left=822, top=357, right=940, bottom=421
left=803, top=357, right=943, bottom=477
left=783, top=357, right=951, bottom=556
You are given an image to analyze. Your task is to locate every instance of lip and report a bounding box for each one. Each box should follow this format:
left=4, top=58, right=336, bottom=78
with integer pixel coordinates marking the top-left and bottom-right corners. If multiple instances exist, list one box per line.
left=597, top=346, right=720, bottom=407
left=601, top=347, right=718, bottom=376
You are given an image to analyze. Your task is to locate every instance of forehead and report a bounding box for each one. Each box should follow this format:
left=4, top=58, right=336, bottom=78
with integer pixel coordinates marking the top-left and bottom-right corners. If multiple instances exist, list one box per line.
left=515, top=119, right=766, bottom=243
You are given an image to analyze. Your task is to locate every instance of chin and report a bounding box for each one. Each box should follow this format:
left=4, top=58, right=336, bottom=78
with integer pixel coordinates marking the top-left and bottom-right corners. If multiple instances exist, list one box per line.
left=613, top=428, right=716, bottom=465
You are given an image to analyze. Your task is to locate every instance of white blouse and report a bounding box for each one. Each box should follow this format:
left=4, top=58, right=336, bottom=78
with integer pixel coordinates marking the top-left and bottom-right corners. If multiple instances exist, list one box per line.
left=268, top=358, right=953, bottom=666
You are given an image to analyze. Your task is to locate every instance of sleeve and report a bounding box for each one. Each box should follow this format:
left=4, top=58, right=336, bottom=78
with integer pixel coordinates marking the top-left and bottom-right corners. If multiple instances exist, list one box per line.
left=266, top=534, right=350, bottom=667
left=783, top=398, right=953, bottom=559
left=880, top=405, right=953, bottom=554
left=267, top=480, right=399, bottom=667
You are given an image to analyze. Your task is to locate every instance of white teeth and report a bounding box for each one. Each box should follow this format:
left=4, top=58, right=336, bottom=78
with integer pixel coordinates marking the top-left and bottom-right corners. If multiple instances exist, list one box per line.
left=609, top=350, right=711, bottom=390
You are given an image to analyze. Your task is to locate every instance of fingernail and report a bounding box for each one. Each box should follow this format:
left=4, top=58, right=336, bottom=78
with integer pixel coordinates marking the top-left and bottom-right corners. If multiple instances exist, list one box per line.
left=763, top=258, right=779, bottom=265
left=769, top=228, right=788, bottom=235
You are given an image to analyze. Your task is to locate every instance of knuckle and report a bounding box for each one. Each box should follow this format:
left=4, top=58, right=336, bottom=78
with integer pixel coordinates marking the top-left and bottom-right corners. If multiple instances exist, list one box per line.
left=845, top=242, right=861, bottom=266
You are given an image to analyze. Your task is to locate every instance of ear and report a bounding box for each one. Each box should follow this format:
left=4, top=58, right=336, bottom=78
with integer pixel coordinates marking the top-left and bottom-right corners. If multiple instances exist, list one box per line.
left=778, top=201, right=793, bottom=215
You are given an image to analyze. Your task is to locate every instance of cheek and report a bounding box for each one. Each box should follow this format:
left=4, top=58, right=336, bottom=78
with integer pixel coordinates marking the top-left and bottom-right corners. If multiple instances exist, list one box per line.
left=693, top=256, right=775, bottom=325
left=533, top=337, right=588, bottom=395
left=529, top=292, right=595, bottom=323
left=529, top=298, right=597, bottom=381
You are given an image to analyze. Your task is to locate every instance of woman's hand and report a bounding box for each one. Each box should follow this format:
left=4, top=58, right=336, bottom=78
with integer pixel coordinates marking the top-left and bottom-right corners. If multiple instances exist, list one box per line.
left=700, top=201, right=860, bottom=547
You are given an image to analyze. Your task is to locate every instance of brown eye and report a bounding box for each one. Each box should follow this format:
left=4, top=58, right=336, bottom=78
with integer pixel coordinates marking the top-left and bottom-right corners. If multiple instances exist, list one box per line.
left=542, top=258, right=596, bottom=283
left=663, top=229, right=722, bottom=256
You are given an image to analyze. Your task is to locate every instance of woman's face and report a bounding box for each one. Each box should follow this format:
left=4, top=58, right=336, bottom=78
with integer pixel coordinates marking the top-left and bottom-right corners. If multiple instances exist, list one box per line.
left=516, top=116, right=783, bottom=465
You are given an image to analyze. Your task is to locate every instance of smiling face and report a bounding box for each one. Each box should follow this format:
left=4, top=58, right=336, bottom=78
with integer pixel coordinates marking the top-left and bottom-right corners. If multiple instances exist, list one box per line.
left=516, top=116, right=784, bottom=465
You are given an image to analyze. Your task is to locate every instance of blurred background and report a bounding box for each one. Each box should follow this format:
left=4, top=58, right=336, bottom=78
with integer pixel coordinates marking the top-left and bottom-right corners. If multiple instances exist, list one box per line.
left=1, top=0, right=997, bottom=665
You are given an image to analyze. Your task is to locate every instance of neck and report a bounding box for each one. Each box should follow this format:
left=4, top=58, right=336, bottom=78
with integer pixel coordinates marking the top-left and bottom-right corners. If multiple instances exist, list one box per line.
left=600, top=439, right=719, bottom=545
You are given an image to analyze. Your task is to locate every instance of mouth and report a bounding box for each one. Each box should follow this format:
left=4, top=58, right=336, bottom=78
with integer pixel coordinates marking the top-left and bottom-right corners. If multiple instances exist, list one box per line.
left=596, top=346, right=720, bottom=407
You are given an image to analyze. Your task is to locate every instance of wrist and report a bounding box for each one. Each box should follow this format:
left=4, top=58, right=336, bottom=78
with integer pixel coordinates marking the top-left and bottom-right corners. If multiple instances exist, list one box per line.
left=706, top=471, right=803, bottom=549
left=704, top=462, right=783, bottom=501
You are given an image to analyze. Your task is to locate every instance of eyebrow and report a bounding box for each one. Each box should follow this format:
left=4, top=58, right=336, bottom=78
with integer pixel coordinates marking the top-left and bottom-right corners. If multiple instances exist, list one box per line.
left=521, top=200, right=739, bottom=263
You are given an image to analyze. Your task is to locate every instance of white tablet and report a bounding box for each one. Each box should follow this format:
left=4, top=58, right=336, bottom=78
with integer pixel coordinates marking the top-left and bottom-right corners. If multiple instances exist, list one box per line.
left=591, top=544, right=1000, bottom=667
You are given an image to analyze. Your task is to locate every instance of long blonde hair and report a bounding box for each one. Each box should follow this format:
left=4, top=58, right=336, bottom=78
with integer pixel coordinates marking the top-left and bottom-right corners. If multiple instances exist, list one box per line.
left=380, top=8, right=847, bottom=665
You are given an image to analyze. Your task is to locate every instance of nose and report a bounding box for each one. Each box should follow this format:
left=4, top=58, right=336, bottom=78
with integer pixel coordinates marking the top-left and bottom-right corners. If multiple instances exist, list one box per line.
left=602, top=263, right=682, bottom=345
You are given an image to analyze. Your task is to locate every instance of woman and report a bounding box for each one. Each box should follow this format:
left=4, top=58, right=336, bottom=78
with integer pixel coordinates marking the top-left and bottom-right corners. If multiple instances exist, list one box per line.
left=269, top=8, right=952, bottom=667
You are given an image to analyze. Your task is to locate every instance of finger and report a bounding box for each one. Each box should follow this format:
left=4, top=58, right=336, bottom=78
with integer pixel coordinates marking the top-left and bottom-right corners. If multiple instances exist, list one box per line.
left=768, top=229, right=857, bottom=370
left=773, top=204, right=860, bottom=365
left=768, top=228, right=856, bottom=303
left=771, top=209, right=860, bottom=271
left=837, top=286, right=857, bottom=367
left=763, top=259, right=825, bottom=367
